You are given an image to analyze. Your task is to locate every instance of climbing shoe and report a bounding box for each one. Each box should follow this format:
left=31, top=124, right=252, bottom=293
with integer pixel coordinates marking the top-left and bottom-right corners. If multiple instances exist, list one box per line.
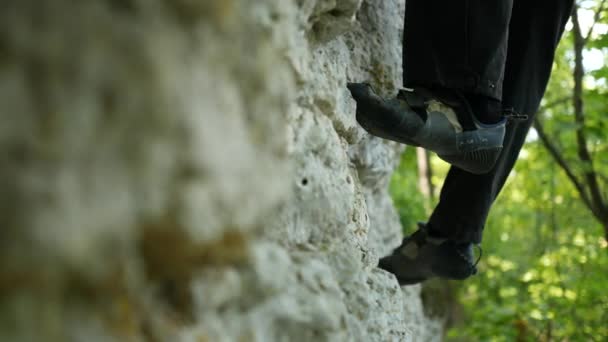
left=347, top=82, right=509, bottom=174
left=378, top=223, right=480, bottom=285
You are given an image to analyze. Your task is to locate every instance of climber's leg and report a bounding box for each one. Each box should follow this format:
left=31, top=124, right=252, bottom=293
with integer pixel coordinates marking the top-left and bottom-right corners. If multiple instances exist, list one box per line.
left=347, top=0, right=515, bottom=174
left=402, top=0, right=513, bottom=101
left=379, top=0, right=574, bottom=284
left=427, top=0, right=574, bottom=244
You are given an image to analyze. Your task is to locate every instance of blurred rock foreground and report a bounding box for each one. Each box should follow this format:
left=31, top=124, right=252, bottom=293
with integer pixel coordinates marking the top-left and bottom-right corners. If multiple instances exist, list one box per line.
left=0, top=1, right=442, bottom=341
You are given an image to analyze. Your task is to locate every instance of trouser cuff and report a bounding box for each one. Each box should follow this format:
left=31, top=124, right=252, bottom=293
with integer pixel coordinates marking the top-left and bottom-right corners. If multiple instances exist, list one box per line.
left=427, top=217, right=483, bottom=244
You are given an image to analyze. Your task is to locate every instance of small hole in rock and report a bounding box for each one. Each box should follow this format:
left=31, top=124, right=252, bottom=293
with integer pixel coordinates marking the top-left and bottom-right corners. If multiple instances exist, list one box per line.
left=301, top=178, right=309, bottom=186
left=329, top=9, right=343, bottom=17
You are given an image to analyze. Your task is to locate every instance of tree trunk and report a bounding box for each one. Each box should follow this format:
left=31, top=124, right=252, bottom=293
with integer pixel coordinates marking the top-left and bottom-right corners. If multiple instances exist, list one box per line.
left=416, top=147, right=435, bottom=212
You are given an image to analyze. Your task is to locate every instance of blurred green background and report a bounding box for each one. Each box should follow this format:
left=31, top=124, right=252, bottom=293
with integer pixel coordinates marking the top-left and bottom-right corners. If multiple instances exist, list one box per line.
left=390, top=1, right=608, bottom=340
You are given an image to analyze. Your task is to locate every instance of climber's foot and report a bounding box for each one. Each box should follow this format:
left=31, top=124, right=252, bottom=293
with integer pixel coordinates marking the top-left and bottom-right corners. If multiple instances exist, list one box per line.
left=347, top=82, right=507, bottom=174
left=378, top=223, right=479, bottom=285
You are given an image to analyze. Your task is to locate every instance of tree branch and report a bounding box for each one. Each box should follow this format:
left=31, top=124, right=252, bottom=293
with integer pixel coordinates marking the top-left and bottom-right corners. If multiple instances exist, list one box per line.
left=540, top=97, right=571, bottom=111
left=584, top=0, right=607, bottom=44
left=533, top=116, right=593, bottom=211
left=599, top=173, right=608, bottom=186
left=571, top=6, right=606, bottom=215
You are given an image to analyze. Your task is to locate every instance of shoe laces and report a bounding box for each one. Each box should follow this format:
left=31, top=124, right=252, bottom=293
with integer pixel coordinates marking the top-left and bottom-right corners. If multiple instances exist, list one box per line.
left=473, top=244, right=483, bottom=273
left=455, top=243, right=483, bottom=276
left=419, top=223, right=483, bottom=276
left=467, top=244, right=483, bottom=275
left=503, top=108, right=528, bottom=121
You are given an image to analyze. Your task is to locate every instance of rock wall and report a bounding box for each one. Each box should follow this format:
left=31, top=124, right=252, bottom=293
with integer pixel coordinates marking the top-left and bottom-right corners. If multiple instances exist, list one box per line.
left=0, top=1, right=442, bottom=341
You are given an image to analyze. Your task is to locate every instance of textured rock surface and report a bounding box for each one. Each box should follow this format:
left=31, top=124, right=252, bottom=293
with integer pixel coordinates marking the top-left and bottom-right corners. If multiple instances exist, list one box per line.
left=0, top=0, right=442, bottom=341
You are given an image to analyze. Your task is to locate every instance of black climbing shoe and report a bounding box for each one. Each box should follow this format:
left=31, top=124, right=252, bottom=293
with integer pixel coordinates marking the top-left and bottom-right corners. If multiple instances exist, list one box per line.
left=347, top=82, right=508, bottom=174
left=378, top=223, right=480, bottom=285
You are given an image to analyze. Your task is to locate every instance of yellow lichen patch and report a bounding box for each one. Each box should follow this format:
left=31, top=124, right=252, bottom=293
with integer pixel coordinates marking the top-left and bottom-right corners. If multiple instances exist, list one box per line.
left=140, top=219, right=249, bottom=320
left=140, top=224, right=249, bottom=281
left=0, top=259, right=149, bottom=339
left=238, top=330, right=256, bottom=342
left=198, top=334, right=210, bottom=342
left=66, top=267, right=143, bottom=340
left=167, top=0, right=236, bottom=29
left=0, top=269, right=54, bottom=296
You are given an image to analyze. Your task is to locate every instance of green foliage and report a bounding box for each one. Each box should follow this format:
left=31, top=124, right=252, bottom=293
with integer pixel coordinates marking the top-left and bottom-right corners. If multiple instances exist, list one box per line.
left=389, top=148, right=426, bottom=231
left=446, top=141, right=608, bottom=341
left=389, top=1, right=608, bottom=340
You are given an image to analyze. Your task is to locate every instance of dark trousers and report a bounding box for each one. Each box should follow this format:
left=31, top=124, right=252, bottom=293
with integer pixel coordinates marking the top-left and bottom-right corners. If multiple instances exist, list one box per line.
left=403, top=0, right=575, bottom=243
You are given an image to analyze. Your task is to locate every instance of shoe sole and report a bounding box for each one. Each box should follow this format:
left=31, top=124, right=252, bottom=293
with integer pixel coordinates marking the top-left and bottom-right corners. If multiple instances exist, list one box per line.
left=348, top=83, right=422, bottom=146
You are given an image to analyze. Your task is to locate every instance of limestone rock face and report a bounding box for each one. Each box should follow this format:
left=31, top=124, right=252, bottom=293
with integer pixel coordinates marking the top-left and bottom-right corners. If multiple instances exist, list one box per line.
left=0, top=1, right=442, bottom=341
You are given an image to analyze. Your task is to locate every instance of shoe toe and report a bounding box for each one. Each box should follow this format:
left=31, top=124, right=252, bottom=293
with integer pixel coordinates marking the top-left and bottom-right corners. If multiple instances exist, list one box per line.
left=378, top=248, right=433, bottom=285
left=378, top=255, right=395, bottom=273
left=346, top=82, right=371, bottom=99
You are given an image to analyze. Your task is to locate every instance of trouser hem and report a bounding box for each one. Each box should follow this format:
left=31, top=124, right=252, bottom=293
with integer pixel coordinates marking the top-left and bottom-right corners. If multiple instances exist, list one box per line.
left=428, top=216, right=483, bottom=244
left=405, top=71, right=503, bottom=100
